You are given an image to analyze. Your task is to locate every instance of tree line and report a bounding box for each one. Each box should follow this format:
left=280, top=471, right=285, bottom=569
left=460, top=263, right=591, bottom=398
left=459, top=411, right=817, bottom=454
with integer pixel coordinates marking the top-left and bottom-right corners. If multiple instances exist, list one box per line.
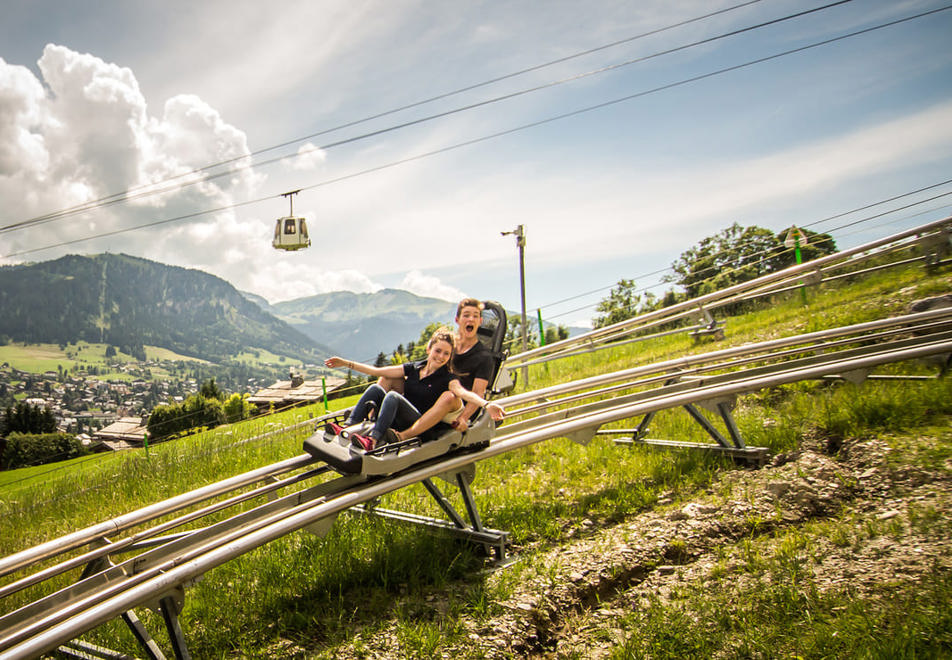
left=0, top=401, right=86, bottom=470
left=372, top=223, right=834, bottom=357
left=592, top=223, right=836, bottom=329
left=0, top=379, right=259, bottom=470
left=146, top=378, right=255, bottom=441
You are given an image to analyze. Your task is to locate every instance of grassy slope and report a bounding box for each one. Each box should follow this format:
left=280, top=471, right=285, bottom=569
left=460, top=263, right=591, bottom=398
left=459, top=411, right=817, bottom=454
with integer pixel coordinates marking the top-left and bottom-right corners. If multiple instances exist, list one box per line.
left=0, top=340, right=302, bottom=376
left=1, top=264, right=950, bottom=657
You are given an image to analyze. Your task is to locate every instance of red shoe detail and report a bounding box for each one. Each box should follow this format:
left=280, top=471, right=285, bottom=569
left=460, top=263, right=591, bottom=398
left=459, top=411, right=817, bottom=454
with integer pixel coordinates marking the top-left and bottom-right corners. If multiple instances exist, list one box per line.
left=351, top=433, right=375, bottom=451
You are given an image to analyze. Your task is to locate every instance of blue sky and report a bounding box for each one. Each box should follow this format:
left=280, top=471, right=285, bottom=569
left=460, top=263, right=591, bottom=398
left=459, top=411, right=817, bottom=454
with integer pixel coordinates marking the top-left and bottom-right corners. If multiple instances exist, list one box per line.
left=1, top=0, right=950, bottom=328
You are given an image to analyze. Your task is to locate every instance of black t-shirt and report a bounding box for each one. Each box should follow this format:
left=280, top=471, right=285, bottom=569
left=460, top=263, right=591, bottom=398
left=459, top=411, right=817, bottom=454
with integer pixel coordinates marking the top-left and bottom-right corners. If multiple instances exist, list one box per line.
left=403, top=361, right=459, bottom=412
left=451, top=341, right=494, bottom=391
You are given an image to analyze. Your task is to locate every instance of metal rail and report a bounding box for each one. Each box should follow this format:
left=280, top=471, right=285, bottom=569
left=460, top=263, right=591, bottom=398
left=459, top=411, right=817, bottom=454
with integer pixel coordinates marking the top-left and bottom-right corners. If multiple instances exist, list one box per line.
left=0, top=454, right=317, bottom=581
left=498, top=306, right=952, bottom=410
left=3, top=335, right=949, bottom=659
left=503, top=215, right=951, bottom=370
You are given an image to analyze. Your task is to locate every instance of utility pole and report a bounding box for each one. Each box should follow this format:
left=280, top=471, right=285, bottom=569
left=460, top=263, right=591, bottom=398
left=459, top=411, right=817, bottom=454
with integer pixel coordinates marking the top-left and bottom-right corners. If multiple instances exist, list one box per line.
left=502, top=225, right=528, bottom=387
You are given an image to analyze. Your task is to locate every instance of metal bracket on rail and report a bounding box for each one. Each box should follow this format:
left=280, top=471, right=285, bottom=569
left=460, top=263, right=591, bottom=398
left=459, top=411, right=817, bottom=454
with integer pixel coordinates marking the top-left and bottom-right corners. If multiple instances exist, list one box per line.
left=920, top=225, right=951, bottom=268
left=691, top=305, right=725, bottom=342
left=610, top=390, right=768, bottom=465
left=353, top=464, right=513, bottom=565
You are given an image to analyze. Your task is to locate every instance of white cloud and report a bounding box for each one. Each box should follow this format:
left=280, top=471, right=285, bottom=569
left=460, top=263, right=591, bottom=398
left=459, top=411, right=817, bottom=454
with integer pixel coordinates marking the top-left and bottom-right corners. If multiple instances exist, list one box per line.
left=0, top=44, right=261, bottom=267
left=219, top=243, right=384, bottom=303
left=285, top=143, right=327, bottom=171
left=0, top=57, right=48, bottom=176
left=398, top=270, right=466, bottom=302
left=2, top=2, right=950, bottom=324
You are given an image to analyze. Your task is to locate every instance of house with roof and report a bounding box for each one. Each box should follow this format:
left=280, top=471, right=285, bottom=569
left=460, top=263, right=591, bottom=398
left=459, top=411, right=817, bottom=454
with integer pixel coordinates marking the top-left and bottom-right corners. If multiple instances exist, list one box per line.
left=93, top=416, right=148, bottom=452
left=248, top=373, right=347, bottom=412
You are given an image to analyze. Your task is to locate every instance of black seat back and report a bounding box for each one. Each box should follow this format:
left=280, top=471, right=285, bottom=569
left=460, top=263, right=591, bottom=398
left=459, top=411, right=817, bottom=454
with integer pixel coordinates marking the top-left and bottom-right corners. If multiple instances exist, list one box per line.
left=477, top=300, right=510, bottom=395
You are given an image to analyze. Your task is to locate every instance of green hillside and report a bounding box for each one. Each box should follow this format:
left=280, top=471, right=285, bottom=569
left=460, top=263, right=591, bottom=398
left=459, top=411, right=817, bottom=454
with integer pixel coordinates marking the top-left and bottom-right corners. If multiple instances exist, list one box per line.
left=1, top=260, right=950, bottom=657
left=0, top=253, right=333, bottom=364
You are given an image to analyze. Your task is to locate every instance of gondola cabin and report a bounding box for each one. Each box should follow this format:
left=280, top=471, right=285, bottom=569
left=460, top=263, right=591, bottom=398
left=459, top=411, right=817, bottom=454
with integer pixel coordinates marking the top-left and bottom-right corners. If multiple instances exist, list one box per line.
left=272, top=216, right=310, bottom=251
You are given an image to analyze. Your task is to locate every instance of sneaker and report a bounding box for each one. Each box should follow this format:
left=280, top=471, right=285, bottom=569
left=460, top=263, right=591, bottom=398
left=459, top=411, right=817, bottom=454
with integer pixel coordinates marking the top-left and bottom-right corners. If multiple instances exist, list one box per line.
left=324, top=422, right=346, bottom=439
left=350, top=432, right=376, bottom=451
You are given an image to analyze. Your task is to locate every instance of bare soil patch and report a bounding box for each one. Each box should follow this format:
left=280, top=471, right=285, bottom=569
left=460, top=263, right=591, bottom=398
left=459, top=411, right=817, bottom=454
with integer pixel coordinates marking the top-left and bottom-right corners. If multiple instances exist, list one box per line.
left=323, top=431, right=952, bottom=659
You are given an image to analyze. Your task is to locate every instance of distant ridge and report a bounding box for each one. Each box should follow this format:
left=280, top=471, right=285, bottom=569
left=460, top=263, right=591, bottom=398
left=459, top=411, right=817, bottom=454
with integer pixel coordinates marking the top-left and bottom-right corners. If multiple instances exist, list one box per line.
left=270, top=289, right=457, bottom=359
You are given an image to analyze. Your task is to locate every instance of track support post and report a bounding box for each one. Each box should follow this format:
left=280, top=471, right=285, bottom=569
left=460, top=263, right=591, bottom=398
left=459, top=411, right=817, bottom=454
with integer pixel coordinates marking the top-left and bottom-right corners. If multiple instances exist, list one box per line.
left=159, top=593, right=191, bottom=660
left=612, top=394, right=767, bottom=465
left=354, top=466, right=513, bottom=564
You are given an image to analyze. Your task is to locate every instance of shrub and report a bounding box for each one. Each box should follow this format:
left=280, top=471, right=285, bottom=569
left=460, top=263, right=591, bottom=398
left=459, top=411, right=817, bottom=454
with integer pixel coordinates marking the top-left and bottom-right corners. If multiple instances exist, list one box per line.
left=147, top=394, right=227, bottom=441
left=1, top=432, right=87, bottom=470
left=223, top=393, right=253, bottom=424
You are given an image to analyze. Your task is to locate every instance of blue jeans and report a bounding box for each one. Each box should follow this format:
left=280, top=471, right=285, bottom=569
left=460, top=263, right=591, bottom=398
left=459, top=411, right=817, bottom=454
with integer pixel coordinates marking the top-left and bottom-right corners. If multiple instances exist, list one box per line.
left=347, top=384, right=421, bottom=439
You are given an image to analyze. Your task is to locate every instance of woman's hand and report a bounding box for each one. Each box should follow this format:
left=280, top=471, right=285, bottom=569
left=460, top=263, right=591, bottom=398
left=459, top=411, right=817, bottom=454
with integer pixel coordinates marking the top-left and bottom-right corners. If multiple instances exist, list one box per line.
left=324, top=356, right=347, bottom=369
left=451, top=415, right=470, bottom=432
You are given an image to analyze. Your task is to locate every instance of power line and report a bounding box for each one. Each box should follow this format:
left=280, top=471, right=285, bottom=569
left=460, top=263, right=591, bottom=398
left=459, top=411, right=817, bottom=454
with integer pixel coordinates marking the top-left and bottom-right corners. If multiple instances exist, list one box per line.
left=536, top=178, right=952, bottom=321
left=2, top=3, right=946, bottom=261
left=1, top=1, right=767, bottom=234
left=0, top=0, right=847, bottom=236
left=803, top=177, right=952, bottom=232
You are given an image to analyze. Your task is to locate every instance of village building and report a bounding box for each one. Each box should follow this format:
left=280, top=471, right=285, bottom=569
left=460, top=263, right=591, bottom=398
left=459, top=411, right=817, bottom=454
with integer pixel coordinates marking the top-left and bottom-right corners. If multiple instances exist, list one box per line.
left=248, top=373, right=346, bottom=412
left=93, top=416, right=148, bottom=452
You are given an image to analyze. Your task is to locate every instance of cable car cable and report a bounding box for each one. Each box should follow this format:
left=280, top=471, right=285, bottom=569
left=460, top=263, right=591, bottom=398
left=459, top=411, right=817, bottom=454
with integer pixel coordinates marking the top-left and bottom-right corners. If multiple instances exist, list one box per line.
left=1, top=3, right=945, bottom=259
left=0, top=0, right=851, bottom=235
left=536, top=180, right=952, bottom=320
left=1, top=1, right=766, bottom=233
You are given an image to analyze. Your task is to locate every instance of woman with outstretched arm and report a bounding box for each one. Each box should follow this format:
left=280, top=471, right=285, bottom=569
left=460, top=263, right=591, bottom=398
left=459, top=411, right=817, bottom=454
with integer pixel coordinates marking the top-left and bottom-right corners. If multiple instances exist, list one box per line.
left=325, top=327, right=503, bottom=450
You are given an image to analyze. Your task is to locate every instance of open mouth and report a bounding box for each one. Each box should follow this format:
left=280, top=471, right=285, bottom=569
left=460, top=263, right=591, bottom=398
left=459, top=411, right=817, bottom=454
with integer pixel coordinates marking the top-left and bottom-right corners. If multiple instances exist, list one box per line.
left=465, top=324, right=476, bottom=333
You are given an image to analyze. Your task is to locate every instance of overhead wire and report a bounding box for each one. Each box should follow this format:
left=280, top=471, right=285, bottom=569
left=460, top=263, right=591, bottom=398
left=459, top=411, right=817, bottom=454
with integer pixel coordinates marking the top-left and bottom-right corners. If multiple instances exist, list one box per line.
left=534, top=178, right=952, bottom=323
left=544, top=197, right=952, bottom=324
left=4, top=0, right=937, bottom=261
left=2, top=0, right=768, bottom=234
left=1, top=0, right=851, bottom=236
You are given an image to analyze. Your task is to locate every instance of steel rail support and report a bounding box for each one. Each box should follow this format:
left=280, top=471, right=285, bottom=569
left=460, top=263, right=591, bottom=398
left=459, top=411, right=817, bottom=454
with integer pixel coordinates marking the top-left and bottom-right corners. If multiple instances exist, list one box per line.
left=354, top=468, right=512, bottom=563
left=121, top=609, right=165, bottom=660
left=159, top=595, right=189, bottom=660
left=610, top=382, right=763, bottom=463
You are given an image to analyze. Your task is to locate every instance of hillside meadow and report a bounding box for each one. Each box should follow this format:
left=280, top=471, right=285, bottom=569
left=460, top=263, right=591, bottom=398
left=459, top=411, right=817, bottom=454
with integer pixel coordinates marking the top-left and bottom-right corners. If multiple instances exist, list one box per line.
left=0, top=340, right=300, bottom=379
left=0, top=260, right=950, bottom=658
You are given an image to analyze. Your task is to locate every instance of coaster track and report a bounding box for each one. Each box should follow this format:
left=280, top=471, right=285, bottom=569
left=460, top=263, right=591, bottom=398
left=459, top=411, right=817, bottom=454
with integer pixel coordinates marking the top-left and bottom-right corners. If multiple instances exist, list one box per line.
left=0, top=217, right=949, bottom=659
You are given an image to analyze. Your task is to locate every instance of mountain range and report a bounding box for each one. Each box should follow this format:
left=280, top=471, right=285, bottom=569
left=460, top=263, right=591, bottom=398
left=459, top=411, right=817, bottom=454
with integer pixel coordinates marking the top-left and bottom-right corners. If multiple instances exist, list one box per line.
left=0, top=254, right=460, bottom=363
left=265, top=290, right=458, bottom=361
